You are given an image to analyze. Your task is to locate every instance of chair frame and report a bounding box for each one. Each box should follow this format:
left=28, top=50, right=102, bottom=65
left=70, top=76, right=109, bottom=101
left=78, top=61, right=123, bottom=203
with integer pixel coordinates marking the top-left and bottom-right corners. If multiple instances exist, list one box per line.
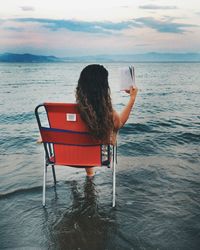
left=35, top=103, right=117, bottom=207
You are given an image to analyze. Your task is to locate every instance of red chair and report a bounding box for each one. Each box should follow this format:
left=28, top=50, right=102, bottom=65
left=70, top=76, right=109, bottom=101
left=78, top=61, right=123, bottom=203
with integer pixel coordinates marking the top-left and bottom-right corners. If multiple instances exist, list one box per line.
left=35, top=103, right=117, bottom=207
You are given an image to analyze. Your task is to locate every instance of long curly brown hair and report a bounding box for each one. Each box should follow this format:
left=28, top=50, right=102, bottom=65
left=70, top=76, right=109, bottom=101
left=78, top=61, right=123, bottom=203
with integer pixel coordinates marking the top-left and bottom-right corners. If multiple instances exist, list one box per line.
left=76, top=64, right=114, bottom=143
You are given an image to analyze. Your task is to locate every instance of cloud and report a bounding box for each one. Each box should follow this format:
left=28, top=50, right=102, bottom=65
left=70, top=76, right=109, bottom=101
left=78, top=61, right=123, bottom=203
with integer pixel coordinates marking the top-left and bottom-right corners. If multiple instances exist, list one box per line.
left=139, top=4, right=178, bottom=10
left=12, top=18, right=140, bottom=34
left=135, top=43, right=150, bottom=47
left=20, top=6, right=35, bottom=11
left=4, top=17, right=198, bottom=37
left=120, top=6, right=129, bottom=8
left=3, top=27, right=24, bottom=32
left=134, top=17, right=197, bottom=33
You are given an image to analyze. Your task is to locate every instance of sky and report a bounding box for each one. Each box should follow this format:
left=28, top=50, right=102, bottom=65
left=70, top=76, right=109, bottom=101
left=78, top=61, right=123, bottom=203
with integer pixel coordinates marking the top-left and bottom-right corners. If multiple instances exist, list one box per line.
left=0, top=0, right=200, bottom=57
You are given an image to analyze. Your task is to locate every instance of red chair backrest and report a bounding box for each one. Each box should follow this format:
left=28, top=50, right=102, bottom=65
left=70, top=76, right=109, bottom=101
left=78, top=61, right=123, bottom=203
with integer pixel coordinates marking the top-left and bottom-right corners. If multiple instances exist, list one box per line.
left=41, top=103, right=102, bottom=166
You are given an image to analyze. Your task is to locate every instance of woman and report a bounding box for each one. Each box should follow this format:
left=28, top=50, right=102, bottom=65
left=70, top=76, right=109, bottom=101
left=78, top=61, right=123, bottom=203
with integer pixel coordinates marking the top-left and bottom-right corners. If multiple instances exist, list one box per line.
left=76, top=64, right=138, bottom=177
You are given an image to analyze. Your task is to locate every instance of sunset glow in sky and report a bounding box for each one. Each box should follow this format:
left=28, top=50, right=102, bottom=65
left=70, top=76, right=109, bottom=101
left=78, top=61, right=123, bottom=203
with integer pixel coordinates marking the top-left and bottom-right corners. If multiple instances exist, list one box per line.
left=0, top=0, right=200, bottom=56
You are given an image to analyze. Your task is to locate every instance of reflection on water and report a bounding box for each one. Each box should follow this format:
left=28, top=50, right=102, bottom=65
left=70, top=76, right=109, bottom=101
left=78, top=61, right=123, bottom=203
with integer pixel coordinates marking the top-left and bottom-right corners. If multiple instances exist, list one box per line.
left=0, top=176, right=117, bottom=249
left=46, top=178, right=116, bottom=250
left=1, top=161, right=199, bottom=249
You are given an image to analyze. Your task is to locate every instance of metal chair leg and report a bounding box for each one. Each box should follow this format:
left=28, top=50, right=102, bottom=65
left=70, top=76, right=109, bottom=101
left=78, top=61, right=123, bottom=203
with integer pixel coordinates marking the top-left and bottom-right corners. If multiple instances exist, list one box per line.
left=112, top=146, right=116, bottom=207
left=51, top=164, right=57, bottom=186
left=43, top=152, right=47, bottom=207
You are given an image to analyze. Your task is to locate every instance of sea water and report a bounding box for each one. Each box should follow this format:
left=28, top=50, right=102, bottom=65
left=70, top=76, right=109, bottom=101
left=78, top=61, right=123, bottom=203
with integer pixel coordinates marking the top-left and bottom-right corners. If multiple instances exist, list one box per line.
left=0, top=62, right=200, bottom=249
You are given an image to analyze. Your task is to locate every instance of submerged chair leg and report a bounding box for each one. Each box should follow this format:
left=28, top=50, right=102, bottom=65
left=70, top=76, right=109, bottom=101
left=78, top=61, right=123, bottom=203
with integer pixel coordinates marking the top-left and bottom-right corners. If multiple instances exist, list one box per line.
left=112, top=146, right=116, bottom=207
left=51, top=165, right=57, bottom=186
left=43, top=152, right=47, bottom=207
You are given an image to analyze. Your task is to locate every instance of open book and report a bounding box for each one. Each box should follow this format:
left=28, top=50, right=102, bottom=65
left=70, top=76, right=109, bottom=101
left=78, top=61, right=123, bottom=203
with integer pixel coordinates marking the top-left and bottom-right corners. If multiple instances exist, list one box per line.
left=119, top=66, right=136, bottom=90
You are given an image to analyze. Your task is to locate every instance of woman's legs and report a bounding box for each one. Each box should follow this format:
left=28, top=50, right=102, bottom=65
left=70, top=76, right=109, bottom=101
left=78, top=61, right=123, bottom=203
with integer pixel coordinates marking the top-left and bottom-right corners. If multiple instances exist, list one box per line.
left=85, top=167, right=95, bottom=177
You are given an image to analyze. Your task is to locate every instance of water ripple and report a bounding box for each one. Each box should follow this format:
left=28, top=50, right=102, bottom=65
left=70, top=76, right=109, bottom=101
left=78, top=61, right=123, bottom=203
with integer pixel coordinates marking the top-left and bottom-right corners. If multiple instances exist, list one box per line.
left=0, top=112, right=35, bottom=124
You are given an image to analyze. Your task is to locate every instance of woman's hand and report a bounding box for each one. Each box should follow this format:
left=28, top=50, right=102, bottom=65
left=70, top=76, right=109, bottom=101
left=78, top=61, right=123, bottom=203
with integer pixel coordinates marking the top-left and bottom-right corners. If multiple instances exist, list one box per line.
left=125, top=86, right=138, bottom=99
left=37, top=137, right=43, bottom=143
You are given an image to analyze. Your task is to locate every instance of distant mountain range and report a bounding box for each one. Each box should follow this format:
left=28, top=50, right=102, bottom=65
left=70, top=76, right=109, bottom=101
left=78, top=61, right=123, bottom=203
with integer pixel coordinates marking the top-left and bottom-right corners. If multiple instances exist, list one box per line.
left=0, top=52, right=200, bottom=63
left=0, top=53, right=61, bottom=63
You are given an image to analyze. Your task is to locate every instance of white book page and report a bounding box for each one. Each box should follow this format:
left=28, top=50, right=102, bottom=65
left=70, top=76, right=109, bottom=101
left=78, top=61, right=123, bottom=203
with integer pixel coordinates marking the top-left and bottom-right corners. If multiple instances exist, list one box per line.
left=119, top=66, right=136, bottom=90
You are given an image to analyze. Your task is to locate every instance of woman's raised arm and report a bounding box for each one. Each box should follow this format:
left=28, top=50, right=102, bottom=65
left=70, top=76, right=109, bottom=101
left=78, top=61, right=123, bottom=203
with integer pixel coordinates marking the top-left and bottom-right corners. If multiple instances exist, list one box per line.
left=113, top=86, right=138, bottom=130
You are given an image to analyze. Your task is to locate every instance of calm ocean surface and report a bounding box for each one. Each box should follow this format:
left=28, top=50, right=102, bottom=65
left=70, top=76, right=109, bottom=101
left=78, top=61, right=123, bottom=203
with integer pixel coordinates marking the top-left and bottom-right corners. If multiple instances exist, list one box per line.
left=0, top=62, right=200, bottom=249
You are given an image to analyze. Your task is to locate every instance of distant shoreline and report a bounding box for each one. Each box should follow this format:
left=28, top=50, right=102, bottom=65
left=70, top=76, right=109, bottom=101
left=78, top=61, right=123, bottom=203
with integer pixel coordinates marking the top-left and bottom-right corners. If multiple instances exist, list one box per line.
left=1, top=61, right=200, bottom=64
left=0, top=52, right=200, bottom=63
